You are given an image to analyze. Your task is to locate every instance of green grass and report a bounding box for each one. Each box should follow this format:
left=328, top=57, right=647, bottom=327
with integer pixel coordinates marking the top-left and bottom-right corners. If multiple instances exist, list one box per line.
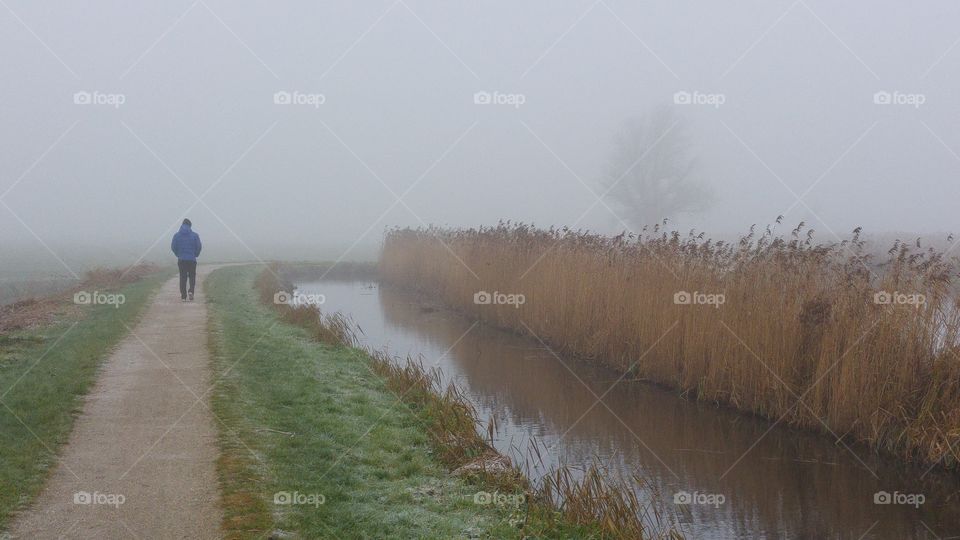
left=0, top=271, right=169, bottom=530
left=206, top=265, right=527, bottom=539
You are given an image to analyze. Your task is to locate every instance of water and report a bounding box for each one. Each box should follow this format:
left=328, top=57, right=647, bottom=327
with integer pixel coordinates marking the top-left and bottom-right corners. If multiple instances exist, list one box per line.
left=297, top=279, right=960, bottom=539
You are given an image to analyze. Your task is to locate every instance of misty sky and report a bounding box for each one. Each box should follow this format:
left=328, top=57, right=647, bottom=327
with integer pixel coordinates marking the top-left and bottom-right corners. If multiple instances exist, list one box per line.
left=2, top=1, right=959, bottom=274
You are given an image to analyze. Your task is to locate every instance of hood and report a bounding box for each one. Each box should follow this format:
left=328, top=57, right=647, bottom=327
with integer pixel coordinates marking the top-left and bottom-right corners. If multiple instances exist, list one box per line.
left=178, top=223, right=192, bottom=235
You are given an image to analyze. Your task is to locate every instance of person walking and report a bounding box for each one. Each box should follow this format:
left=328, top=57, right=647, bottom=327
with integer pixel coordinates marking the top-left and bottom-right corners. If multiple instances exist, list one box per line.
left=171, top=218, right=202, bottom=301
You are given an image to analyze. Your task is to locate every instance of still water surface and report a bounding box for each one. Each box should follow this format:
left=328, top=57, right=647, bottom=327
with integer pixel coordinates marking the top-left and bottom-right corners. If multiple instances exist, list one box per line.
left=297, top=279, right=959, bottom=539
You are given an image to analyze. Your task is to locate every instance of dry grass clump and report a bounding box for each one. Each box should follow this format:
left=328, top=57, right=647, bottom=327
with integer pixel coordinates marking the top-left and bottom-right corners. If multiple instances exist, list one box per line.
left=255, top=265, right=681, bottom=538
left=367, top=350, right=497, bottom=469
left=380, top=221, right=960, bottom=469
left=82, top=263, right=160, bottom=288
left=540, top=465, right=682, bottom=540
left=254, top=268, right=356, bottom=346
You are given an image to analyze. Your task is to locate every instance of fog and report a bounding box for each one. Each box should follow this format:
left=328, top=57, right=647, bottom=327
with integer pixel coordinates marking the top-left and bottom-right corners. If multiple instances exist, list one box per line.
left=3, top=1, right=959, bottom=277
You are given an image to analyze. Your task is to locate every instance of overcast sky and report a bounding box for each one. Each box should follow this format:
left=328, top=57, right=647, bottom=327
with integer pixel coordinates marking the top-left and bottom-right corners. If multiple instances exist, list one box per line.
left=2, top=1, right=959, bottom=274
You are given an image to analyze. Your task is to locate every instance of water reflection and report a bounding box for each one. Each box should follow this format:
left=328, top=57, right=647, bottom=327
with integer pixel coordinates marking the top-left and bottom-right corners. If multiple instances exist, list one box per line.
left=298, top=280, right=960, bottom=539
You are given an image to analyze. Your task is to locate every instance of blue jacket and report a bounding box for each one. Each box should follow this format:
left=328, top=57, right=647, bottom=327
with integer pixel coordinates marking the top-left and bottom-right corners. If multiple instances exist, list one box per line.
left=171, top=223, right=202, bottom=261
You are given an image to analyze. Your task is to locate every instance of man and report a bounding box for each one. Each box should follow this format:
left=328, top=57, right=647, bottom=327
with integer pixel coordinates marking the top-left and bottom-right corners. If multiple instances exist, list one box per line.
left=171, top=218, right=202, bottom=301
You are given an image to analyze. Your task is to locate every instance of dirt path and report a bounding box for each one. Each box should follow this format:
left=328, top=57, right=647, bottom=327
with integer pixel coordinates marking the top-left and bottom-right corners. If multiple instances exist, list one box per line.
left=9, top=268, right=223, bottom=539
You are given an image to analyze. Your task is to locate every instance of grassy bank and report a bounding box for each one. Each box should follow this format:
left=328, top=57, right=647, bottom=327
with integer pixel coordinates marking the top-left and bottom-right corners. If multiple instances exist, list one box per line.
left=0, top=266, right=168, bottom=530
left=253, top=264, right=680, bottom=539
left=380, top=223, right=960, bottom=469
left=208, top=265, right=553, bottom=539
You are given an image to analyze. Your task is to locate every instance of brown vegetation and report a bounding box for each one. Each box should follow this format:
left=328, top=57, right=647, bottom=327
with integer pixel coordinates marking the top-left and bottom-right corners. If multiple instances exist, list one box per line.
left=0, top=264, right=160, bottom=333
left=379, top=221, right=960, bottom=469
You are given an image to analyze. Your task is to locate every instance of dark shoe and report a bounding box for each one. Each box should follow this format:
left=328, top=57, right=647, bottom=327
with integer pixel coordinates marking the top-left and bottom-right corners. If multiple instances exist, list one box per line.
left=188, top=292, right=194, bottom=301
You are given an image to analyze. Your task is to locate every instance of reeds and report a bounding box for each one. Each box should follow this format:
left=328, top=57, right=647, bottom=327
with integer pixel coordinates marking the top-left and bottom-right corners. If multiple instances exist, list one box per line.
left=540, top=465, right=680, bottom=540
left=380, top=221, right=960, bottom=469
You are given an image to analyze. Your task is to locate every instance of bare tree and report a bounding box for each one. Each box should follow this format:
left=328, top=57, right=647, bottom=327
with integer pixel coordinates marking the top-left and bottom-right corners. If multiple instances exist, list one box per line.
left=600, top=107, right=712, bottom=230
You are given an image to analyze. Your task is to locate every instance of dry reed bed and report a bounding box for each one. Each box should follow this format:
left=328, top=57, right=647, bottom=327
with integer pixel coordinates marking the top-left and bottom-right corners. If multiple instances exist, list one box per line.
left=255, top=266, right=680, bottom=539
left=380, top=222, right=960, bottom=469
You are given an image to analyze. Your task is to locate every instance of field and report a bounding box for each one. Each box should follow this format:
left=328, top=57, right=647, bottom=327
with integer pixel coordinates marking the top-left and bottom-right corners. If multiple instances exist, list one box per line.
left=380, top=222, right=960, bottom=469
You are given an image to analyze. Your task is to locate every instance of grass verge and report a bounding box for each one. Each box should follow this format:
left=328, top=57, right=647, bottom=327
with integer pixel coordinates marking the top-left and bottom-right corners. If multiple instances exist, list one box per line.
left=0, top=266, right=168, bottom=530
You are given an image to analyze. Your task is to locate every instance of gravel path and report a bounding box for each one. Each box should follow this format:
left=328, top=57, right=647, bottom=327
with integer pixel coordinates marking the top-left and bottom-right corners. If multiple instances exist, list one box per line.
left=9, top=268, right=223, bottom=539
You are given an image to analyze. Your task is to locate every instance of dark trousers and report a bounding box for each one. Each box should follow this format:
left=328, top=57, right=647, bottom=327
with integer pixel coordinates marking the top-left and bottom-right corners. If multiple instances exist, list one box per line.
left=178, top=260, right=197, bottom=298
